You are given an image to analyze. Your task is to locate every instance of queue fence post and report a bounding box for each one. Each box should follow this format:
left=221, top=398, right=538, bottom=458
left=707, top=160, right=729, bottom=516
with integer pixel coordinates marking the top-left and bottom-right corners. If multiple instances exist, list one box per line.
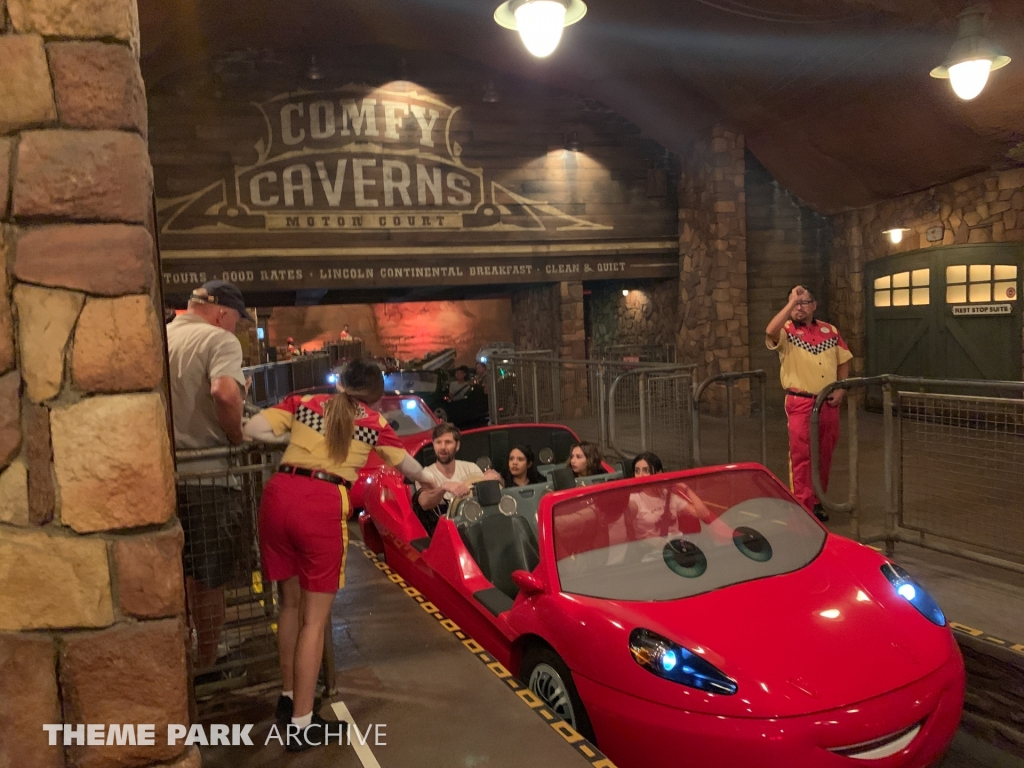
left=847, top=391, right=860, bottom=542
left=597, top=364, right=608, bottom=451
left=487, top=363, right=499, bottom=425
left=882, top=383, right=896, bottom=557
left=639, top=371, right=649, bottom=452
left=758, top=372, right=768, bottom=467
left=531, top=362, right=540, bottom=423
left=321, top=624, right=337, bottom=695
left=726, top=380, right=735, bottom=464
left=551, top=360, right=561, bottom=421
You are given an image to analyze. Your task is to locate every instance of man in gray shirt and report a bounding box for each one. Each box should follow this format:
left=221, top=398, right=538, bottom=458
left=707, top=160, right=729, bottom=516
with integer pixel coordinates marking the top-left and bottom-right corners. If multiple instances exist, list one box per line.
left=167, top=280, right=251, bottom=674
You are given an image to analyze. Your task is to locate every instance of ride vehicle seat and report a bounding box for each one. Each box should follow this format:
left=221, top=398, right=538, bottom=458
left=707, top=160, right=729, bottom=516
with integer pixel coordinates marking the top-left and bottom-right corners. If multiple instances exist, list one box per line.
left=450, top=480, right=540, bottom=599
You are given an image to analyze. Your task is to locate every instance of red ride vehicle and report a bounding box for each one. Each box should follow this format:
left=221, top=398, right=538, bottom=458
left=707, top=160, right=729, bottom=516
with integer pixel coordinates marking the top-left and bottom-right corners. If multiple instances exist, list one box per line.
left=360, top=425, right=965, bottom=768
left=346, top=394, right=440, bottom=515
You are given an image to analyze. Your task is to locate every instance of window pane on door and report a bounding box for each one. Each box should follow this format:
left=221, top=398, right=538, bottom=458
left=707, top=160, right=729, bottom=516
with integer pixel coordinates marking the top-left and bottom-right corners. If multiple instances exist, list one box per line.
left=946, top=285, right=967, bottom=303
left=912, top=269, right=930, bottom=286
left=969, top=264, right=992, bottom=282
left=969, top=283, right=992, bottom=302
left=912, top=288, right=930, bottom=305
left=874, top=276, right=891, bottom=290
left=947, top=265, right=967, bottom=284
left=994, top=265, right=1017, bottom=281
left=875, top=291, right=891, bottom=307
left=995, top=282, right=1017, bottom=301
left=893, top=289, right=911, bottom=306
left=892, top=271, right=911, bottom=288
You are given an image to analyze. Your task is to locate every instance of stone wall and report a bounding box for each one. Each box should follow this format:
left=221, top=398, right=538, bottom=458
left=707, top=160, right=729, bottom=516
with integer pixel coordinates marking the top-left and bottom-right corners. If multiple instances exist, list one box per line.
left=830, top=167, right=1024, bottom=377
left=746, top=153, right=832, bottom=401
left=677, top=125, right=750, bottom=412
left=0, top=4, right=191, bottom=768
left=558, top=281, right=587, bottom=360
left=589, top=279, right=678, bottom=360
left=509, top=283, right=560, bottom=353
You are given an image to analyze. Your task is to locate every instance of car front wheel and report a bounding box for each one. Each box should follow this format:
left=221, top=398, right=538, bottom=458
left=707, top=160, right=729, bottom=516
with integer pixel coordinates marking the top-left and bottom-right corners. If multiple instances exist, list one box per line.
left=521, top=647, right=595, bottom=742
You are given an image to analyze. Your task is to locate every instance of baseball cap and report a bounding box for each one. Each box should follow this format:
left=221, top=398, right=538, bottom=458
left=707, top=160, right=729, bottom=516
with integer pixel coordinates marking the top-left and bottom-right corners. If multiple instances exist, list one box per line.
left=191, top=280, right=254, bottom=321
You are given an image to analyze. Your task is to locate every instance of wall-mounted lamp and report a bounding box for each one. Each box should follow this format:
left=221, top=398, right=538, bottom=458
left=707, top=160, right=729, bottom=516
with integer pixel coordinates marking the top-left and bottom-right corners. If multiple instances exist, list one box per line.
left=622, top=289, right=629, bottom=297
left=565, top=131, right=580, bottom=152
left=305, top=55, right=324, bottom=81
left=883, top=228, right=912, bottom=245
left=494, top=0, right=587, bottom=58
left=930, top=6, right=1011, bottom=100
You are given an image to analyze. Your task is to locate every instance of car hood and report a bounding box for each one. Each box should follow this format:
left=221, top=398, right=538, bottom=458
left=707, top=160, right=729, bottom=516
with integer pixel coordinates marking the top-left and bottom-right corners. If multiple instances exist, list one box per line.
left=591, top=537, right=956, bottom=718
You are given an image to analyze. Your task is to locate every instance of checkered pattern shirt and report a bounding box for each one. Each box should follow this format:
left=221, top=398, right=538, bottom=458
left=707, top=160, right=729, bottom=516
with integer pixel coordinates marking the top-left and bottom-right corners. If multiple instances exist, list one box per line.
left=767, top=319, right=853, bottom=395
left=260, top=394, right=406, bottom=481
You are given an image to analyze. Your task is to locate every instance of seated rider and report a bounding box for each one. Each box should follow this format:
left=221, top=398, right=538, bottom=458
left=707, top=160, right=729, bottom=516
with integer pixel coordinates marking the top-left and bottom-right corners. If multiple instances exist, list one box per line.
left=412, top=422, right=502, bottom=535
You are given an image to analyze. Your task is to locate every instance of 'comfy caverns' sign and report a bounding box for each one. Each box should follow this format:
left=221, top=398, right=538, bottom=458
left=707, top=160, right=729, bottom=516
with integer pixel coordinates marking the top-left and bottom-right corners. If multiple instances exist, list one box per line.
left=159, top=85, right=608, bottom=235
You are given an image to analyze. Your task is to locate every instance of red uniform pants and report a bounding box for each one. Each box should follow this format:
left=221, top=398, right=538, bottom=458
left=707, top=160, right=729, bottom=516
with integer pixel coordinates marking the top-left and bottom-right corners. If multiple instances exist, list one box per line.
left=785, top=395, right=840, bottom=512
left=258, top=472, right=350, bottom=593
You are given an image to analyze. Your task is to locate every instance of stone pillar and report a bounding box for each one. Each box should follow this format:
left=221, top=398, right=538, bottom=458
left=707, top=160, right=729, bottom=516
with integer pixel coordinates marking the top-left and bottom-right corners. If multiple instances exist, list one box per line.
left=829, top=209, right=866, bottom=379
left=558, top=281, right=586, bottom=360
left=510, top=283, right=560, bottom=352
left=677, top=125, right=750, bottom=414
left=0, top=4, right=192, bottom=767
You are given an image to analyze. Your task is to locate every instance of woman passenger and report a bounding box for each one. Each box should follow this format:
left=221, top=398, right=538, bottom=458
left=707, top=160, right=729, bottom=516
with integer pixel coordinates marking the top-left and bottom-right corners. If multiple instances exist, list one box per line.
left=244, top=360, right=434, bottom=751
left=568, top=440, right=603, bottom=478
left=501, top=444, right=545, bottom=487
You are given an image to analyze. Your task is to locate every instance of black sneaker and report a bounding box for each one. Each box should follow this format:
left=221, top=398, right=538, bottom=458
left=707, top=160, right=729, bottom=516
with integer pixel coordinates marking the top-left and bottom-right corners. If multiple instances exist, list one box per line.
left=813, top=504, right=829, bottom=522
left=286, top=713, right=347, bottom=752
left=275, top=695, right=293, bottom=723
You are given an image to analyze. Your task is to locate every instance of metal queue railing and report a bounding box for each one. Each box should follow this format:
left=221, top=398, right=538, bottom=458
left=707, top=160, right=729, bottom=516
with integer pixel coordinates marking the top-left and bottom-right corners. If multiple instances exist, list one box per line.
left=691, top=370, right=769, bottom=468
left=488, top=355, right=697, bottom=469
left=812, top=375, right=1024, bottom=575
left=175, top=444, right=339, bottom=713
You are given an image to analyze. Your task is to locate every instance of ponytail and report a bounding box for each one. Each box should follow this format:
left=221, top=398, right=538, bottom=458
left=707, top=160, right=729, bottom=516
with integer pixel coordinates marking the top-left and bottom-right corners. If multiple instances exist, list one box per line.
left=322, top=358, right=387, bottom=463
left=323, top=393, right=357, bottom=463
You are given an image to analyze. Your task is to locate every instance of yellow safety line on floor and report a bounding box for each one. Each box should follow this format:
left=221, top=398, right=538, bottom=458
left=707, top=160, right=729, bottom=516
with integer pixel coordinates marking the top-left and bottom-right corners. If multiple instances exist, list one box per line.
left=863, top=545, right=1024, bottom=657
left=356, top=544, right=618, bottom=768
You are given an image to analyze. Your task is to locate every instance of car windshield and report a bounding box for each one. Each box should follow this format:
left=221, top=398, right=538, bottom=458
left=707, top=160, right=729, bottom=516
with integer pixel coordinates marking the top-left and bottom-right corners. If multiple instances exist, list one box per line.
left=377, top=397, right=436, bottom=435
left=384, top=371, right=438, bottom=394
left=552, top=468, right=825, bottom=601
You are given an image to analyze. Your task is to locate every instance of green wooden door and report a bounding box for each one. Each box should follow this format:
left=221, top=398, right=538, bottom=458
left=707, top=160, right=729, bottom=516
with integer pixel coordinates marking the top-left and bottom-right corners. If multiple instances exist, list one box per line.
left=866, top=243, right=1022, bottom=382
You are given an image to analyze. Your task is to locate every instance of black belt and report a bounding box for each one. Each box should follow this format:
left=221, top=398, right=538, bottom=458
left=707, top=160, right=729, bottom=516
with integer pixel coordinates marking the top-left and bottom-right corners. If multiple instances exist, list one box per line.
left=278, top=464, right=351, bottom=489
left=785, top=389, right=816, bottom=399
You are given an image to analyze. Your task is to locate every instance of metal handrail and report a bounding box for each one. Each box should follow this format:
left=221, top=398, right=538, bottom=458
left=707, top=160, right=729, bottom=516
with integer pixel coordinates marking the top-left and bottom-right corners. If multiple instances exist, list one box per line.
left=692, top=370, right=768, bottom=467
left=811, top=374, right=1024, bottom=574
left=607, top=364, right=700, bottom=459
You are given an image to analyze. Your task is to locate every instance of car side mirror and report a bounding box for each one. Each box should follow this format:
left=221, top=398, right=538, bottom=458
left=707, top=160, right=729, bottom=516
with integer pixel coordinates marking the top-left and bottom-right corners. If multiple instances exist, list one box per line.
left=512, top=570, right=546, bottom=597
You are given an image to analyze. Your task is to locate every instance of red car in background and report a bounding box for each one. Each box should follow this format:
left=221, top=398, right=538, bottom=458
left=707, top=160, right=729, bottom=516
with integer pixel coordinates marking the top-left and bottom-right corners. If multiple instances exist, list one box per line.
left=360, top=425, right=964, bottom=768
left=347, top=394, right=440, bottom=515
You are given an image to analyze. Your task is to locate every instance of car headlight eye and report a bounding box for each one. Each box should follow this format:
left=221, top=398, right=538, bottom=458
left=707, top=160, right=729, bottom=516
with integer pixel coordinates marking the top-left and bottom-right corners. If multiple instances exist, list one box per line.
left=733, top=527, right=773, bottom=562
left=629, top=628, right=737, bottom=695
left=881, top=563, right=945, bottom=626
left=663, top=539, right=707, bottom=578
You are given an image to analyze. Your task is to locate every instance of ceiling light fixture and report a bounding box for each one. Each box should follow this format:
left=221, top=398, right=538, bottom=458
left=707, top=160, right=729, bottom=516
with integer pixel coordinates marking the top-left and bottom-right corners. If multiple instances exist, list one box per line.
left=883, top=228, right=911, bottom=245
left=930, top=6, right=1011, bottom=101
left=306, top=55, right=324, bottom=81
left=494, top=0, right=587, bottom=58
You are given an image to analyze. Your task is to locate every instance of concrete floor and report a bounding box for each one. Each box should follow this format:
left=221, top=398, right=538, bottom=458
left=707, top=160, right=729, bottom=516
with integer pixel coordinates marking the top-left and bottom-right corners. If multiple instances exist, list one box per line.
left=196, top=540, right=590, bottom=768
